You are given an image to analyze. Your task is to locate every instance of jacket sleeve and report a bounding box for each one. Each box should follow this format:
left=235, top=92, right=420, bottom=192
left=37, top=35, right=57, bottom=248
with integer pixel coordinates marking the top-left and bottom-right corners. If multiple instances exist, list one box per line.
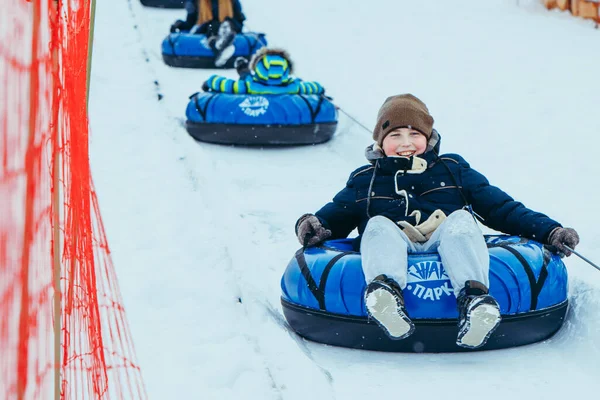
left=297, top=80, right=325, bottom=95
left=460, top=160, right=561, bottom=243
left=232, top=0, right=246, bottom=24
left=313, top=175, right=362, bottom=240
left=184, top=0, right=198, bottom=25
left=204, top=75, right=249, bottom=94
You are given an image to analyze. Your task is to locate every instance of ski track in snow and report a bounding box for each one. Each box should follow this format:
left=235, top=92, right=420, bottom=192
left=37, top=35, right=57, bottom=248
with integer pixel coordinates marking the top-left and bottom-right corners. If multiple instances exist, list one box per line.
left=110, top=1, right=345, bottom=398
left=262, top=301, right=335, bottom=385
left=124, top=1, right=285, bottom=398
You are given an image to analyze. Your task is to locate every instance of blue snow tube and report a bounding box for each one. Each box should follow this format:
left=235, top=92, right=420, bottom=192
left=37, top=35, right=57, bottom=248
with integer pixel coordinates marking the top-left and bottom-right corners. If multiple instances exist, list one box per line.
left=140, top=0, right=184, bottom=8
left=162, top=32, right=267, bottom=68
left=280, top=235, right=568, bottom=352
left=185, top=92, right=338, bottom=145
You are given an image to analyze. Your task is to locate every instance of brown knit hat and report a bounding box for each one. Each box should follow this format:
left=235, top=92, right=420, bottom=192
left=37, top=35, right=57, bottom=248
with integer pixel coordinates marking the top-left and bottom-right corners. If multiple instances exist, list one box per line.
left=373, top=94, right=434, bottom=145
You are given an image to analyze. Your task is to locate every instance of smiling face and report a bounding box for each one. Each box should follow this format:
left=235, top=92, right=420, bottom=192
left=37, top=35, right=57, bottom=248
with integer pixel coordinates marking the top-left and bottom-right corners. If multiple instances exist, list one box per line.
left=381, top=127, right=428, bottom=157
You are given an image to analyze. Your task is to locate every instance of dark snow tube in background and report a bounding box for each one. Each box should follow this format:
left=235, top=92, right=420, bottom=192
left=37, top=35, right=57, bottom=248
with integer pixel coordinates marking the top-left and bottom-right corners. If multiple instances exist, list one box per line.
left=185, top=92, right=338, bottom=145
left=280, top=235, right=569, bottom=352
left=162, top=32, right=267, bottom=69
left=140, top=0, right=184, bottom=8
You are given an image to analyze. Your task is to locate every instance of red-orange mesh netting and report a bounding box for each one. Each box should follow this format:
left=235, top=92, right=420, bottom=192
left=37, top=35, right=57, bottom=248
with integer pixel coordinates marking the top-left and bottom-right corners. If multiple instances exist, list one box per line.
left=1, top=1, right=147, bottom=399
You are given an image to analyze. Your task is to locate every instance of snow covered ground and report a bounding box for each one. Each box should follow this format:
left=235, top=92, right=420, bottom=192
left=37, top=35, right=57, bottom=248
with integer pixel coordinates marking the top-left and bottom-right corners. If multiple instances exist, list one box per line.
left=88, top=0, right=600, bottom=398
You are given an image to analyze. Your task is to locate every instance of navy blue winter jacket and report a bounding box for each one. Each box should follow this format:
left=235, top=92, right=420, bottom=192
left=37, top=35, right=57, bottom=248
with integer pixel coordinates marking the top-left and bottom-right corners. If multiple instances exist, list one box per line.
left=184, top=0, right=246, bottom=32
left=310, top=131, right=561, bottom=251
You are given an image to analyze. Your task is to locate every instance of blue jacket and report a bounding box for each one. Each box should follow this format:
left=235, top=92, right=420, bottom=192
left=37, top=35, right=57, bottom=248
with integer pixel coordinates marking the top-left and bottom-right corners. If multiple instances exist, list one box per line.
left=204, top=48, right=325, bottom=95
left=311, top=131, right=561, bottom=250
left=204, top=75, right=324, bottom=95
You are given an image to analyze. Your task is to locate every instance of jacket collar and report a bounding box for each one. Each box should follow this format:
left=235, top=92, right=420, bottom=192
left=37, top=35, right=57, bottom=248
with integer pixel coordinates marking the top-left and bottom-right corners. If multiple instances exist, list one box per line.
left=364, top=129, right=442, bottom=172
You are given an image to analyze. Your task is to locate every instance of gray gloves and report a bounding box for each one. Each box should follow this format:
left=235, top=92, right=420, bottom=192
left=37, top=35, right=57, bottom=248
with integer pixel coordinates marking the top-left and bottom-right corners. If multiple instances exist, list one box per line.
left=547, top=227, right=580, bottom=256
left=296, top=214, right=331, bottom=247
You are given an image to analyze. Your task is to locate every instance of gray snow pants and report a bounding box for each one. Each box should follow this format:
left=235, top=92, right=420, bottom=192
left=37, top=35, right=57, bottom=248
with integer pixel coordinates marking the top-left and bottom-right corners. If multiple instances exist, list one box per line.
left=360, top=210, right=490, bottom=296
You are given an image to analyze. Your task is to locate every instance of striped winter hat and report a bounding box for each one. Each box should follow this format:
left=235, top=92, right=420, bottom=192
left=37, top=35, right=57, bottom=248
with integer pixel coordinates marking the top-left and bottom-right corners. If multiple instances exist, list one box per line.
left=249, top=48, right=294, bottom=85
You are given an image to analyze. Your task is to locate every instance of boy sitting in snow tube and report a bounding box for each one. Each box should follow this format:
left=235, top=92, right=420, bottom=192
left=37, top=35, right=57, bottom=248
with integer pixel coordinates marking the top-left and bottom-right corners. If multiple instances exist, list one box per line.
left=169, top=0, right=249, bottom=67
left=294, top=93, right=580, bottom=349
left=185, top=48, right=337, bottom=145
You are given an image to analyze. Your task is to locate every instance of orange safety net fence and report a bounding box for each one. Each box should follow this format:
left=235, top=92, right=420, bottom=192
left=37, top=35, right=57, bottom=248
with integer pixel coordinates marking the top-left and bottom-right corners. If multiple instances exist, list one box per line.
left=1, top=1, right=147, bottom=399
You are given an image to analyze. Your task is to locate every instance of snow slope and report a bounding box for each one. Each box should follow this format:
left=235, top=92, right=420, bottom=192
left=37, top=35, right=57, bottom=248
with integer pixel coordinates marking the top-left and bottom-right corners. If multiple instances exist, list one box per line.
left=89, top=0, right=600, bottom=398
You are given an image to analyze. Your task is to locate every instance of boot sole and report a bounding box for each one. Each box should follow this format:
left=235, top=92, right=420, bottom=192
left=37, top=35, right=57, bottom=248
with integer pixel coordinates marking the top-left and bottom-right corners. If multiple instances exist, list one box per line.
left=366, top=288, right=414, bottom=340
left=214, top=44, right=236, bottom=67
left=456, top=301, right=501, bottom=349
left=214, top=23, right=233, bottom=49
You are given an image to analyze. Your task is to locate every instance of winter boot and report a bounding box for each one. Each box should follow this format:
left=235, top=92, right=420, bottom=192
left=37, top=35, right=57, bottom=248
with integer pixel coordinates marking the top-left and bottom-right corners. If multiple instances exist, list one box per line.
left=456, top=280, right=501, bottom=349
left=213, top=20, right=236, bottom=67
left=365, top=274, right=415, bottom=340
